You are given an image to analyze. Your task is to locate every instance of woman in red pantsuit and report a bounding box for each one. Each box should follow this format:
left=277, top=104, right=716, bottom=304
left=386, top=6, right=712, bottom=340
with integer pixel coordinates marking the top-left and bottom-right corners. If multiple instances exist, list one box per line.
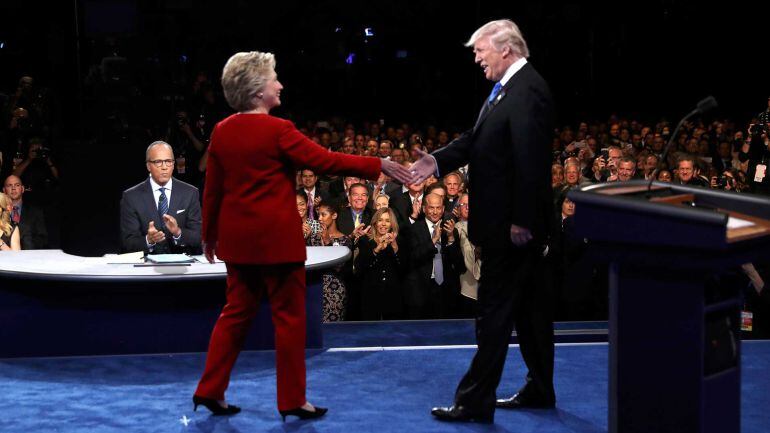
left=193, top=51, right=410, bottom=421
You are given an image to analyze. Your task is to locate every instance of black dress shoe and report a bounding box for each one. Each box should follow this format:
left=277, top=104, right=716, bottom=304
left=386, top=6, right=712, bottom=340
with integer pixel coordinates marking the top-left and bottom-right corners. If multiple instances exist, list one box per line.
left=496, top=393, right=555, bottom=409
left=192, top=395, right=242, bottom=415
left=279, top=405, right=328, bottom=422
left=431, top=405, right=494, bottom=424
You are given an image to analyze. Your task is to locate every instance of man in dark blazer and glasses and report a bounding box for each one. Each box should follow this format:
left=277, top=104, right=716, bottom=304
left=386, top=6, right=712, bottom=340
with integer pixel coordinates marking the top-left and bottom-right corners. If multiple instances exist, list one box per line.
left=120, top=141, right=202, bottom=254
left=410, top=19, right=556, bottom=423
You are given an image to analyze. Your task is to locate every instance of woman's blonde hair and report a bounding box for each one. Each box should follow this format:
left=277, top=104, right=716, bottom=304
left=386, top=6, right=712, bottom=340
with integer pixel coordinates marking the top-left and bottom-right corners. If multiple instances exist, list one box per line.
left=368, top=207, right=399, bottom=242
left=374, top=193, right=390, bottom=207
left=0, top=193, right=13, bottom=237
left=221, top=51, right=276, bottom=112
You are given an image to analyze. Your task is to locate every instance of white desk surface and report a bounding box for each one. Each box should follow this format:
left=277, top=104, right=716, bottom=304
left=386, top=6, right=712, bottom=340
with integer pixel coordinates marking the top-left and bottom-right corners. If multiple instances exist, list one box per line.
left=0, top=247, right=350, bottom=281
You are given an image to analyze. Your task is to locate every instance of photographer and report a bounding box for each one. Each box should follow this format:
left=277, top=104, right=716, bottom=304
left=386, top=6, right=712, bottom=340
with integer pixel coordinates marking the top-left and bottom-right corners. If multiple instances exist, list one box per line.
left=738, top=117, right=770, bottom=196
left=164, top=110, right=206, bottom=186
left=709, top=169, right=740, bottom=192
left=12, top=137, right=59, bottom=205
left=759, top=96, right=770, bottom=127
left=590, top=145, right=622, bottom=182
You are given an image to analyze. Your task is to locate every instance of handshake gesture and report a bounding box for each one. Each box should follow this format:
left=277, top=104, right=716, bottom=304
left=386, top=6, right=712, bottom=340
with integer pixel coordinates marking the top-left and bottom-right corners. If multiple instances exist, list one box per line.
left=379, top=149, right=437, bottom=185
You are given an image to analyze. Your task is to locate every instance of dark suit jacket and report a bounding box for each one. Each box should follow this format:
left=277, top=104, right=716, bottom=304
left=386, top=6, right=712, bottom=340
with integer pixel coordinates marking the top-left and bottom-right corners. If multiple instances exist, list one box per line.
left=390, top=191, right=423, bottom=228
left=403, top=219, right=465, bottom=309
left=355, top=236, right=406, bottom=319
left=337, top=206, right=373, bottom=236
left=433, top=62, right=555, bottom=249
left=297, top=187, right=331, bottom=217
left=120, top=177, right=203, bottom=254
left=18, top=203, right=47, bottom=249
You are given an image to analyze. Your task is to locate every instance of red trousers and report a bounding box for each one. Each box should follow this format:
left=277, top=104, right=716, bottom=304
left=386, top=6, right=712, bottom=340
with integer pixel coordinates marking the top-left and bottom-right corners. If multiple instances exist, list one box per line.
left=195, top=262, right=307, bottom=411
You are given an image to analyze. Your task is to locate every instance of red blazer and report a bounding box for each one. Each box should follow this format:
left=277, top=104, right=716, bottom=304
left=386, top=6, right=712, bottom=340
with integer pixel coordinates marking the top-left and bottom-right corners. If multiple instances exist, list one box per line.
left=202, top=113, right=380, bottom=264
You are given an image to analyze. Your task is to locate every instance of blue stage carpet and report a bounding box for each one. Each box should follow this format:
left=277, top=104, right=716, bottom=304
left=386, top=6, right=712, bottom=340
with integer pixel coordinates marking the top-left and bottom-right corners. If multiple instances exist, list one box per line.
left=0, top=336, right=768, bottom=432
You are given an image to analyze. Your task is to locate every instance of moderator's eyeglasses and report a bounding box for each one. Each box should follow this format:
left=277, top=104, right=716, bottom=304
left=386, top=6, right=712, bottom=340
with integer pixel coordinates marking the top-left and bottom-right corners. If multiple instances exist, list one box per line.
left=148, top=159, right=175, bottom=167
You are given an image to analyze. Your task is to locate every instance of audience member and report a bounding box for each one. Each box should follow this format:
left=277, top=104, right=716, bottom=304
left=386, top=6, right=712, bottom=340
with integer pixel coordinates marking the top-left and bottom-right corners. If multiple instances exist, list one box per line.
left=356, top=208, right=405, bottom=320
left=316, top=202, right=351, bottom=322
left=403, top=193, right=465, bottom=319
left=0, top=192, right=21, bottom=250
left=3, top=175, right=47, bottom=249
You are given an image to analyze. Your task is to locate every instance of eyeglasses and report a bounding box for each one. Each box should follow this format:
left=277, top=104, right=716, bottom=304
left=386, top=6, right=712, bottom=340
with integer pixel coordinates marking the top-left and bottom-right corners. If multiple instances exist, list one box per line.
left=456, top=203, right=468, bottom=208
left=148, top=159, right=175, bottom=167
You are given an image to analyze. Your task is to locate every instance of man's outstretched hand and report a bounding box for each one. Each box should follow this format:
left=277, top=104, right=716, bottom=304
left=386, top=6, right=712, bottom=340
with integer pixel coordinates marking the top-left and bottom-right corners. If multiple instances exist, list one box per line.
left=409, top=149, right=437, bottom=184
left=381, top=158, right=413, bottom=184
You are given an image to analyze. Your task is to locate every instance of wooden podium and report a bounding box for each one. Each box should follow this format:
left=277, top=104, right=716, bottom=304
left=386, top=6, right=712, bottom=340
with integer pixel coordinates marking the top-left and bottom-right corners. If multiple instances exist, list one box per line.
left=568, top=180, right=770, bottom=433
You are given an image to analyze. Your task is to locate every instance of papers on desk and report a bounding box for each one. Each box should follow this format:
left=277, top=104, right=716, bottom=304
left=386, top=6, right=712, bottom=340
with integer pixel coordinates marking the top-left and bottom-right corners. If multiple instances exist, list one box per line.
left=104, top=251, right=144, bottom=264
left=727, top=216, right=756, bottom=230
left=146, top=254, right=196, bottom=264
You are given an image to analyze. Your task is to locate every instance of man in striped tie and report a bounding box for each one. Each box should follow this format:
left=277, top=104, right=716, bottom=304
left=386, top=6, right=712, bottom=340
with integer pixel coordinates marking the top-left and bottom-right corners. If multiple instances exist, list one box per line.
left=120, top=141, right=202, bottom=254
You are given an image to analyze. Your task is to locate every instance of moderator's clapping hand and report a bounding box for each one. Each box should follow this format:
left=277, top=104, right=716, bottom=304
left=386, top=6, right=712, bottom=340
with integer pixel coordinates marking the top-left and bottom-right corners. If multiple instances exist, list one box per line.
left=381, top=158, right=412, bottom=184
left=409, top=149, right=437, bottom=183
left=146, top=221, right=166, bottom=244
left=162, top=214, right=181, bottom=237
left=510, top=224, right=533, bottom=247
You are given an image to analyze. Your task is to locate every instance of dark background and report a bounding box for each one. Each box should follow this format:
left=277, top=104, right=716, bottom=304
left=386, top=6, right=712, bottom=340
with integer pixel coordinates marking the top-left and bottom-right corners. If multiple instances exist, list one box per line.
left=1, top=0, right=768, bottom=254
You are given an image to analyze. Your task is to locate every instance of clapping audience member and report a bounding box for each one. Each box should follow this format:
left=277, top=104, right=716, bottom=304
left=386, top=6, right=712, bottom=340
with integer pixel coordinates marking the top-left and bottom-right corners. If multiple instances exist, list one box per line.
left=316, top=202, right=351, bottom=322
left=297, top=191, right=322, bottom=246
left=454, top=193, right=480, bottom=316
left=403, top=193, right=465, bottom=319
left=356, top=208, right=405, bottom=320
left=0, top=192, right=21, bottom=251
left=298, top=169, right=330, bottom=219
left=2, top=175, right=47, bottom=249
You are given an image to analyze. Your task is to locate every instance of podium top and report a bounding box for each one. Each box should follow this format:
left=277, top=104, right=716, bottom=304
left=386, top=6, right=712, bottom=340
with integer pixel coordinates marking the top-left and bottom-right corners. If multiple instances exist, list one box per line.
left=568, top=180, right=770, bottom=249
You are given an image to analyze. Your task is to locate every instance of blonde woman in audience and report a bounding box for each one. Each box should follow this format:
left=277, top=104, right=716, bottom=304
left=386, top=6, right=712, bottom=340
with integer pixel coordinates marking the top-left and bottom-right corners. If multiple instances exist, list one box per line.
left=0, top=193, right=21, bottom=251
left=373, top=193, right=390, bottom=210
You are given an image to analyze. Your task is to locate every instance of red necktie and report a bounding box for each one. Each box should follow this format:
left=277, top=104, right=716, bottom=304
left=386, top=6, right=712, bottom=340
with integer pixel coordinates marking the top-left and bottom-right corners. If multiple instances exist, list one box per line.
left=12, top=206, right=20, bottom=224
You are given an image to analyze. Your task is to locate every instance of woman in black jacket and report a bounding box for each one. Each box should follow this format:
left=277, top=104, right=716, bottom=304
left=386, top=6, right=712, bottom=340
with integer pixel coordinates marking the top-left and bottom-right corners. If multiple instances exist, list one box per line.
left=355, top=207, right=405, bottom=320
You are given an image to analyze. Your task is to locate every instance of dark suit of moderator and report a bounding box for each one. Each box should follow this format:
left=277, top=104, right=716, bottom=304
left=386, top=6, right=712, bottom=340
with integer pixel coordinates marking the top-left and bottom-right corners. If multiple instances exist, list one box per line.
left=432, top=61, right=556, bottom=411
left=17, top=203, right=48, bottom=249
left=120, top=177, right=202, bottom=254
left=403, top=219, right=465, bottom=319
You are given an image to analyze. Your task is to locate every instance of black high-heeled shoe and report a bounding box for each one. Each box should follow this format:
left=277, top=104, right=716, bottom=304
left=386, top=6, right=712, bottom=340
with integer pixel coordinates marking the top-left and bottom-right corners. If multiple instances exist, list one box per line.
left=279, top=405, right=328, bottom=422
left=192, top=395, right=241, bottom=416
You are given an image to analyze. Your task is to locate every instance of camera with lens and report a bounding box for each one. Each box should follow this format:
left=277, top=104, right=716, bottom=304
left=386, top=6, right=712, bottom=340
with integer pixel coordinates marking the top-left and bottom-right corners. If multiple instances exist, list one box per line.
left=749, top=123, right=766, bottom=137
left=716, top=175, right=727, bottom=189
left=37, top=146, right=50, bottom=160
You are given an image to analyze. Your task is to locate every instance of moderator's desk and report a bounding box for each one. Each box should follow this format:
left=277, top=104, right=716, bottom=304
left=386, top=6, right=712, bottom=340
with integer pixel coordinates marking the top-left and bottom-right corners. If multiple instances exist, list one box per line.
left=0, top=247, right=350, bottom=358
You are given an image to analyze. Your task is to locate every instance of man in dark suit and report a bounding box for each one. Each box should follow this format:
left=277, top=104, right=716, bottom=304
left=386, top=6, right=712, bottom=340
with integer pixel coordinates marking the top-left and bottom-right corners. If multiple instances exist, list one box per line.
left=120, top=141, right=202, bottom=254
left=411, top=19, right=556, bottom=423
left=3, top=174, right=47, bottom=249
left=403, top=193, right=465, bottom=319
left=335, top=182, right=374, bottom=320
left=336, top=183, right=373, bottom=235
left=298, top=169, right=331, bottom=219
left=390, top=179, right=424, bottom=228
